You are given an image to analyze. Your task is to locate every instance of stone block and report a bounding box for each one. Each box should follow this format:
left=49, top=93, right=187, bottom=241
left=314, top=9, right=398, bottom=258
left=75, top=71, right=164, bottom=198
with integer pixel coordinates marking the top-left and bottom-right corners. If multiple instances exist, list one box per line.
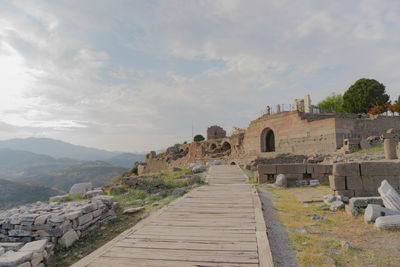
left=0, top=251, right=33, bottom=266
left=69, top=182, right=93, bottom=197
left=313, top=164, right=331, bottom=174
left=0, top=242, right=23, bottom=251
left=78, top=213, right=93, bottom=226
left=285, top=174, right=304, bottom=179
left=92, top=209, right=102, bottom=218
left=34, top=215, right=48, bottom=226
left=306, top=164, right=315, bottom=174
left=378, top=180, right=400, bottom=211
left=345, top=204, right=361, bottom=217
left=276, top=164, right=306, bottom=174
left=85, top=189, right=103, bottom=199
left=8, top=230, right=32, bottom=237
left=354, top=190, right=378, bottom=197
left=64, top=211, right=82, bottom=220
left=257, top=174, right=268, bottom=184
left=17, top=262, right=32, bottom=267
left=362, top=176, right=383, bottom=192
left=364, top=204, right=400, bottom=224
left=30, top=251, right=44, bottom=267
left=58, top=229, right=79, bottom=248
left=360, top=161, right=400, bottom=176
left=346, top=176, right=363, bottom=190
left=349, top=197, right=382, bottom=208
left=333, top=163, right=360, bottom=176
left=258, top=164, right=277, bottom=174
left=19, top=239, right=47, bottom=253
left=329, top=175, right=346, bottom=190
left=374, top=215, right=400, bottom=230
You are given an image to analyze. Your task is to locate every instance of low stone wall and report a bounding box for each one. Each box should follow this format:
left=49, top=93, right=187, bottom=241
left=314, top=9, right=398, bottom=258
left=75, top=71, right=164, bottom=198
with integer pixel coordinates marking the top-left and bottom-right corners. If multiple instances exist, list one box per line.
left=257, top=163, right=332, bottom=185
left=329, top=161, right=400, bottom=197
left=0, top=195, right=118, bottom=265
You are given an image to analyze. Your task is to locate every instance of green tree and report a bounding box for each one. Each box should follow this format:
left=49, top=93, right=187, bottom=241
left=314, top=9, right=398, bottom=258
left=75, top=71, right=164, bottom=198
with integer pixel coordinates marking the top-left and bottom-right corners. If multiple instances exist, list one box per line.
left=317, top=93, right=344, bottom=113
left=193, top=134, right=205, bottom=142
left=342, top=78, right=390, bottom=114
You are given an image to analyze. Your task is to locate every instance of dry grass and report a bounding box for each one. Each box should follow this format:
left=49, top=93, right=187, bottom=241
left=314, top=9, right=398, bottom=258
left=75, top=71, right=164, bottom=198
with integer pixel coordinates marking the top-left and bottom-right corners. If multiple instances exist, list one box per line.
left=262, top=185, right=400, bottom=267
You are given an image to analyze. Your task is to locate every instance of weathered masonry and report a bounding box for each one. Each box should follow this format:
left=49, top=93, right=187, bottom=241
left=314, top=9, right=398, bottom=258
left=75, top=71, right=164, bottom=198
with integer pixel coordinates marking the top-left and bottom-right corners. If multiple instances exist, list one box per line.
left=244, top=111, right=400, bottom=155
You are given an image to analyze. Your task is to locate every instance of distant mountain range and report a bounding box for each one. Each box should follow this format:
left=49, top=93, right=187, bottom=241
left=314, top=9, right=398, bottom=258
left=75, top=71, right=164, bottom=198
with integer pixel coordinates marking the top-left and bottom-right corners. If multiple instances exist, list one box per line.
left=0, top=137, right=146, bottom=168
left=0, top=138, right=147, bottom=208
left=0, top=179, right=64, bottom=209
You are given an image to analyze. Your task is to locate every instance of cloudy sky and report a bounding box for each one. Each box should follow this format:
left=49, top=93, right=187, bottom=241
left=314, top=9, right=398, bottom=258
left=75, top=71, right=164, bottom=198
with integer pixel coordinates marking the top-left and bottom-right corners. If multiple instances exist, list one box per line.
left=0, top=0, right=399, bottom=152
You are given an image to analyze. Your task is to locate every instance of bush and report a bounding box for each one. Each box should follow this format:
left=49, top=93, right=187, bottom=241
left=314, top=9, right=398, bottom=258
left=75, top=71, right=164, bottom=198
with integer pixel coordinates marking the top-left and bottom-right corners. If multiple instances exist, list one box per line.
left=193, top=134, right=205, bottom=142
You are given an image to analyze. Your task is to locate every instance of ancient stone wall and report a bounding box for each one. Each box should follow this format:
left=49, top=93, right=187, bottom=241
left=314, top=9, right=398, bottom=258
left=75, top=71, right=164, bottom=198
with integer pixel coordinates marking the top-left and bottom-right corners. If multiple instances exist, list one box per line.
left=243, top=111, right=338, bottom=155
left=257, top=163, right=332, bottom=185
left=206, top=125, right=226, bottom=140
left=329, top=161, right=400, bottom=197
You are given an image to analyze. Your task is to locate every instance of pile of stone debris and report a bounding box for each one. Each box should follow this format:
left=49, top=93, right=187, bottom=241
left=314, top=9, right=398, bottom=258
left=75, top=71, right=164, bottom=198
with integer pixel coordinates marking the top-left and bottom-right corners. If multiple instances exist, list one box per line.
left=325, top=180, right=400, bottom=230
left=0, top=183, right=119, bottom=266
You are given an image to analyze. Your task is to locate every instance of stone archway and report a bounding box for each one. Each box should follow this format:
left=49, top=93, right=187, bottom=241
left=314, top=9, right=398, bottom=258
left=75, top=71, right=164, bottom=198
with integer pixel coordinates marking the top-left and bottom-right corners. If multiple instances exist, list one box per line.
left=260, top=128, right=275, bottom=152
left=221, top=142, right=231, bottom=152
left=230, top=162, right=236, bottom=165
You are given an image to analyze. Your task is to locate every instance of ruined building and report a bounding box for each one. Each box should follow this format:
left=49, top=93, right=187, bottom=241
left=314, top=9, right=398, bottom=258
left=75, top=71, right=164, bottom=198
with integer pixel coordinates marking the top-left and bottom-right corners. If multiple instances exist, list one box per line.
left=141, top=95, right=400, bottom=173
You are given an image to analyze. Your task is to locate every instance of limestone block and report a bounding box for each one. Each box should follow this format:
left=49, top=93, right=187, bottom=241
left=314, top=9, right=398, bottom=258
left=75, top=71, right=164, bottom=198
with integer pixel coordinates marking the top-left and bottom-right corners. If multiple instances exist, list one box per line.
left=257, top=174, right=268, bottom=184
left=78, top=213, right=93, bottom=226
left=384, top=138, right=398, bottom=160
left=309, top=180, right=320, bottom=187
left=109, top=185, right=126, bottom=195
left=346, top=176, right=363, bottom=190
left=258, top=164, right=277, bottom=174
left=275, top=174, right=287, bottom=187
left=285, top=174, right=304, bottom=179
left=276, top=164, right=306, bottom=174
left=92, top=196, right=115, bottom=207
left=17, top=262, right=32, bottom=267
left=19, top=239, right=47, bottom=253
left=123, top=207, right=145, bottom=215
left=8, top=230, right=32, bottom=237
left=362, top=176, right=383, bottom=192
left=360, top=161, right=400, bottom=176
left=329, top=175, right=346, bottom=190
left=85, top=189, right=103, bottom=199
left=0, top=242, right=23, bottom=251
left=349, top=197, right=383, bottom=209
left=378, top=180, right=400, bottom=211
left=34, top=215, right=48, bottom=226
left=374, top=215, right=400, bottom=230
left=69, top=182, right=93, bottom=197
left=48, top=215, right=65, bottom=224
left=92, top=209, right=102, bottom=218
left=30, top=251, right=44, bottom=267
left=312, top=164, right=331, bottom=175
left=64, top=211, right=82, bottom=220
left=20, top=214, right=39, bottom=222
left=364, top=204, right=400, bottom=224
left=0, top=251, right=33, bottom=266
left=81, top=203, right=97, bottom=214
left=58, top=229, right=79, bottom=248
left=332, top=163, right=360, bottom=176
left=330, top=200, right=345, bottom=211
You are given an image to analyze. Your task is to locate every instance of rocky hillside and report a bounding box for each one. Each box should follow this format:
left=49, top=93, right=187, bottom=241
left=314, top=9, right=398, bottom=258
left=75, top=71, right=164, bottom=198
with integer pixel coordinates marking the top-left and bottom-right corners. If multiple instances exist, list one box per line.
left=0, top=179, right=64, bottom=209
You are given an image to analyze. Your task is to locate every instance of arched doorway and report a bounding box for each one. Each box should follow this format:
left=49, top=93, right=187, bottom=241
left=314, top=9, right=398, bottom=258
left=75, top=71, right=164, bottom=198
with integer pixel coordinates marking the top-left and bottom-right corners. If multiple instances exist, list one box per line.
left=230, top=162, right=236, bottom=165
left=260, top=128, right=275, bottom=152
left=221, top=142, right=231, bottom=152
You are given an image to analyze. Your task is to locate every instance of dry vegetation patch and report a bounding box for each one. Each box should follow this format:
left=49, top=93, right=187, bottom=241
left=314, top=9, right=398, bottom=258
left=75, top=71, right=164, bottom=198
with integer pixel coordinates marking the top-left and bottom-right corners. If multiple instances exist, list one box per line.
left=262, top=185, right=400, bottom=267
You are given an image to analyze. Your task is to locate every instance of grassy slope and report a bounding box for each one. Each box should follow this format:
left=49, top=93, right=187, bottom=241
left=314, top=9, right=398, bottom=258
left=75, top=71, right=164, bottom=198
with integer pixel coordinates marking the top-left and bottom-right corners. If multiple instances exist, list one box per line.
left=0, top=179, right=64, bottom=209
left=261, top=185, right=400, bottom=267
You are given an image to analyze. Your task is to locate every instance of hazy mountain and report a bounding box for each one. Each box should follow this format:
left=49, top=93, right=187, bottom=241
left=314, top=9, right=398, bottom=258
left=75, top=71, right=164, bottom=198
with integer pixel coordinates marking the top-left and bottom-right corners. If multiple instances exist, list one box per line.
left=0, top=179, right=64, bottom=209
left=0, top=149, right=128, bottom=191
left=0, top=138, right=117, bottom=161
left=13, top=162, right=128, bottom=191
left=105, top=152, right=145, bottom=168
left=0, top=137, right=146, bottom=167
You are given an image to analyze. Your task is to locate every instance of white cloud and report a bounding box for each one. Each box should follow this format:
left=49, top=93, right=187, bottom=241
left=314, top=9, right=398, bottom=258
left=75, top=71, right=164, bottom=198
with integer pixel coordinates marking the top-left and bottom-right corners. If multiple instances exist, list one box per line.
left=0, top=0, right=400, bottom=151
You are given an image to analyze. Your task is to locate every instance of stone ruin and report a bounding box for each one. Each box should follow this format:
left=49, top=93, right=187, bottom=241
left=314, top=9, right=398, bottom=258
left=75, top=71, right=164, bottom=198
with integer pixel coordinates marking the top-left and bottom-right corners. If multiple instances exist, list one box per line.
left=206, top=125, right=226, bottom=140
left=0, top=183, right=119, bottom=266
left=382, top=128, right=400, bottom=160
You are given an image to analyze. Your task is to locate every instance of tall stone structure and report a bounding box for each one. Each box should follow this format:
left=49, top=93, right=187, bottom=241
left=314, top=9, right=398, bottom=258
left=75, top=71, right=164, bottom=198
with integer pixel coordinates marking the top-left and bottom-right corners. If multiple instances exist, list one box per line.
left=304, top=94, right=311, bottom=113
left=207, top=125, right=226, bottom=140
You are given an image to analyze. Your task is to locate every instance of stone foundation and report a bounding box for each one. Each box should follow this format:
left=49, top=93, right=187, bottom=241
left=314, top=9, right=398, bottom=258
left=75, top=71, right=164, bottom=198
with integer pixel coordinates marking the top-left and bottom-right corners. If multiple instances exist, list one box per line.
left=329, top=161, right=400, bottom=197
left=257, top=163, right=332, bottom=185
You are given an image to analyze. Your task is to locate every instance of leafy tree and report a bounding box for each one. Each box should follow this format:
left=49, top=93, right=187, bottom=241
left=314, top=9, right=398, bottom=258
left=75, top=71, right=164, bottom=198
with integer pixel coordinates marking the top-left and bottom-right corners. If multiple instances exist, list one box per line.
left=342, top=78, right=390, bottom=114
left=193, top=134, right=205, bottom=142
left=317, top=93, right=344, bottom=113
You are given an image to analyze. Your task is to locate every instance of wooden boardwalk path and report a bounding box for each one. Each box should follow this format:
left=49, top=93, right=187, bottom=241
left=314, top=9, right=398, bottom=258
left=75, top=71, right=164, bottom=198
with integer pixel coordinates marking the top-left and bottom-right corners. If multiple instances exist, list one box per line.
left=73, top=165, right=273, bottom=267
